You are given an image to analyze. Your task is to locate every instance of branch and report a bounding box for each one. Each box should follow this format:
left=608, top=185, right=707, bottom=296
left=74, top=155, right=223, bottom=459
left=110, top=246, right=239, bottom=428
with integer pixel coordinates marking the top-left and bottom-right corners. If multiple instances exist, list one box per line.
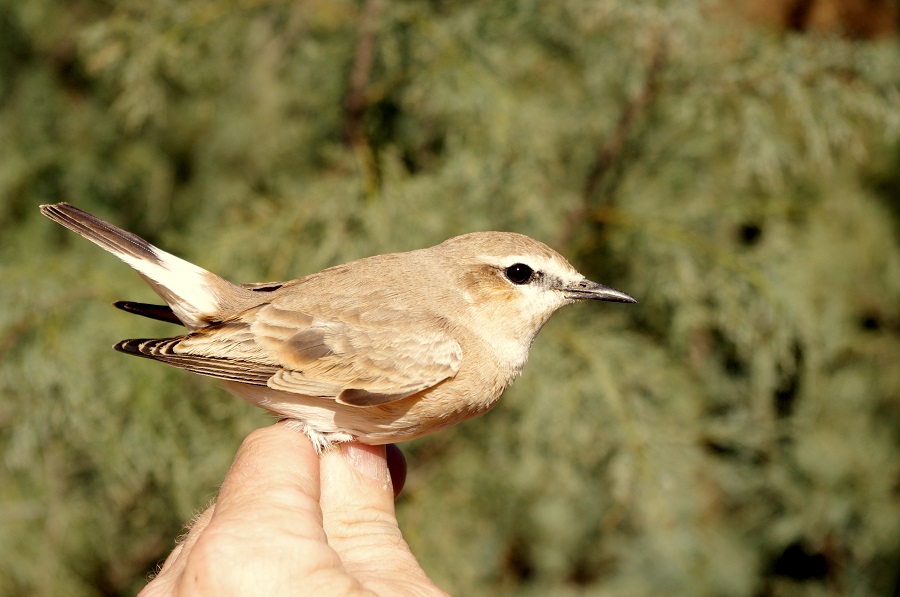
left=344, top=0, right=383, bottom=196
left=557, top=38, right=667, bottom=247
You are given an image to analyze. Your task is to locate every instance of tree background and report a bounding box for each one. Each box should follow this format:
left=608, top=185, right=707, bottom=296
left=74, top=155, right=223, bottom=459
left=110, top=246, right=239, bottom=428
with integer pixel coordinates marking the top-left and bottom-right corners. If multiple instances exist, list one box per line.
left=1, top=1, right=898, bottom=595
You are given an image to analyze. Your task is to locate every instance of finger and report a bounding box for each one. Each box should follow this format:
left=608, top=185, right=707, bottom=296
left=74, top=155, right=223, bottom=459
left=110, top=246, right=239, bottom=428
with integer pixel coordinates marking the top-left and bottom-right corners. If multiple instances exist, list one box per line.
left=173, top=423, right=355, bottom=596
left=385, top=444, right=407, bottom=497
left=320, top=443, right=447, bottom=595
left=214, top=422, right=321, bottom=525
left=138, top=504, right=216, bottom=597
left=161, top=502, right=217, bottom=574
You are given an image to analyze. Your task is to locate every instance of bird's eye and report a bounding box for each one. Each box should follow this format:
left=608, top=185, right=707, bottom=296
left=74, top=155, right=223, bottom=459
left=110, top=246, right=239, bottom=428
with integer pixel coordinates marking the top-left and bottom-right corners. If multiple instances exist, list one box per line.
left=505, top=263, right=534, bottom=285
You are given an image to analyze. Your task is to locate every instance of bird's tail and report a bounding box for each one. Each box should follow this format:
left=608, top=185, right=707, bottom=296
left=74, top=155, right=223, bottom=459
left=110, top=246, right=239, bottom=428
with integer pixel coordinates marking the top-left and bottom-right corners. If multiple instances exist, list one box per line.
left=40, top=202, right=243, bottom=329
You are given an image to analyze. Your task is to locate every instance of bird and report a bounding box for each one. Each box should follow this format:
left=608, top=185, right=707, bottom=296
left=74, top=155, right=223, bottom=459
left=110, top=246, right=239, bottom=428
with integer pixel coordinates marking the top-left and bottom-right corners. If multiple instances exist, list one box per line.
left=40, top=202, right=636, bottom=451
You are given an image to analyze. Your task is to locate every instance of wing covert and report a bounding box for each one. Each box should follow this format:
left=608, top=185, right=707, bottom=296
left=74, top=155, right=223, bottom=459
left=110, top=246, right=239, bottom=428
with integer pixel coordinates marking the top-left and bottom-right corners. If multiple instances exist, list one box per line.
left=113, top=303, right=463, bottom=407
left=252, top=304, right=462, bottom=405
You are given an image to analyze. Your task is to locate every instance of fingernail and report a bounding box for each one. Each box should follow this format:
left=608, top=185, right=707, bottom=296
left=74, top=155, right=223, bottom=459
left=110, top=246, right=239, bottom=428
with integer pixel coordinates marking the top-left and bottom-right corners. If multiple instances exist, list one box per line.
left=341, top=443, right=390, bottom=486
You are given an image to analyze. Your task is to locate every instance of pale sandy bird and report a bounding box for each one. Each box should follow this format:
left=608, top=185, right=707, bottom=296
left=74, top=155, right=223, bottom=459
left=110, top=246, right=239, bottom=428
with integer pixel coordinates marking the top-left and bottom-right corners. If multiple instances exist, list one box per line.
left=40, top=203, right=636, bottom=451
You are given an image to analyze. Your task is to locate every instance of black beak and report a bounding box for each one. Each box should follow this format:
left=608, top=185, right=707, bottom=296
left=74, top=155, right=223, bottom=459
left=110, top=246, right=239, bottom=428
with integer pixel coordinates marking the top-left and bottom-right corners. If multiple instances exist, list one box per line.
left=564, top=279, right=637, bottom=303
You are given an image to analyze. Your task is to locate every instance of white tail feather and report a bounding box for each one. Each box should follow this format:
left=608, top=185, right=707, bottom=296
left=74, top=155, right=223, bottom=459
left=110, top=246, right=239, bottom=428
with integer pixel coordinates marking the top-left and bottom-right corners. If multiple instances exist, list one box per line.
left=40, top=203, right=232, bottom=328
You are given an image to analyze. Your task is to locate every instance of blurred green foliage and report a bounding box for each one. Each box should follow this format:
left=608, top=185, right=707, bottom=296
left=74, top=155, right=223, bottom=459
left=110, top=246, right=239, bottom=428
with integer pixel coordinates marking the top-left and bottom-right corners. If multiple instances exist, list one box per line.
left=1, top=1, right=899, bottom=595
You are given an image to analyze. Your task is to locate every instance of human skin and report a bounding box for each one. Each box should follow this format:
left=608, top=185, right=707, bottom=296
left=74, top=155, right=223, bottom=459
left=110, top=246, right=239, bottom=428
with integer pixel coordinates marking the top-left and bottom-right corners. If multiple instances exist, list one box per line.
left=139, top=422, right=446, bottom=597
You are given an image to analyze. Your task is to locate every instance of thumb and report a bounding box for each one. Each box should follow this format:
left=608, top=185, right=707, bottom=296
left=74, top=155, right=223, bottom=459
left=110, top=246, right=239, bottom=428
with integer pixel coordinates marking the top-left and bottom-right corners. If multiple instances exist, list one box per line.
left=319, top=443, right=446, bottom=596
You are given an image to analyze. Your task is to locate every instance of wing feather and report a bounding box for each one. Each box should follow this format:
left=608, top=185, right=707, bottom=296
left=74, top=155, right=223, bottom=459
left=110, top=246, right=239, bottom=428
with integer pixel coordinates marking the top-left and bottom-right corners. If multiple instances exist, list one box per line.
left=252, top=304, right=462, bottom=405
left=114, top=337, right=278, bottom=384
left=114, top=303, right=463, bottom=406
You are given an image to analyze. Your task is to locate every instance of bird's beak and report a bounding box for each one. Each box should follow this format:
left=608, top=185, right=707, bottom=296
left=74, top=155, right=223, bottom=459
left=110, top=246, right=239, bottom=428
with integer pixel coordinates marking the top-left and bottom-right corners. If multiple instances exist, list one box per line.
left=564, top=279, right=637, bottom=303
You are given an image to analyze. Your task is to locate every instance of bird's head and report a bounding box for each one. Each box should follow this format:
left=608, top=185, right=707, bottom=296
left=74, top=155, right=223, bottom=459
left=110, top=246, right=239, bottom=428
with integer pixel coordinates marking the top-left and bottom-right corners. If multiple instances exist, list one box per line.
left=431, top=232, right=636, bottom=366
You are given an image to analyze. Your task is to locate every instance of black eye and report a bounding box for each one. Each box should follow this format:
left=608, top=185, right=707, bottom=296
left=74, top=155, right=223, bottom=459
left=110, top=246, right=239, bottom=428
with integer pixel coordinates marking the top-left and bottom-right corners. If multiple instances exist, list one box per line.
left=505, top=263, right=534, bottom=285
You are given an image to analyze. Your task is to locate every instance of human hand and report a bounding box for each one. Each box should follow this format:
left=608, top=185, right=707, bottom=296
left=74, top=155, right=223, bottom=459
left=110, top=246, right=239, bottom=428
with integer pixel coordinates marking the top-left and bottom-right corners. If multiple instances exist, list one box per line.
left=139, top=422, right=446, bottom=596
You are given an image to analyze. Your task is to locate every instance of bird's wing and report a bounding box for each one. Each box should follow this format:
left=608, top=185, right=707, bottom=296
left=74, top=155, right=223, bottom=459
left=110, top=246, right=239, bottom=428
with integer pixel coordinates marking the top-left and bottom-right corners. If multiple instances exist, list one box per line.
left=251, top=303, right=463, bottom=406
left=119, top=303, right=463, bottom=407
